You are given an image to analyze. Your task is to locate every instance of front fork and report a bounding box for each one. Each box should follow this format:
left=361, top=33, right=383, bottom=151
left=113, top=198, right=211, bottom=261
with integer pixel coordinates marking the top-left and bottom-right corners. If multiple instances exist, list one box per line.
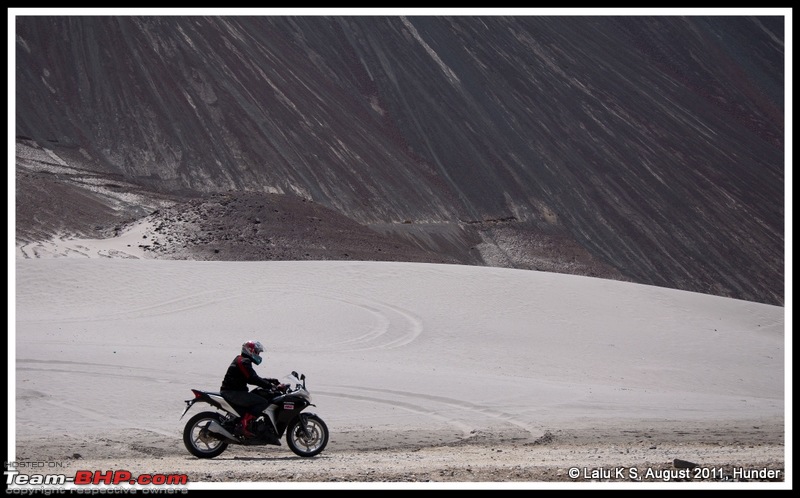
left=297, top=413, right=312, bottom=439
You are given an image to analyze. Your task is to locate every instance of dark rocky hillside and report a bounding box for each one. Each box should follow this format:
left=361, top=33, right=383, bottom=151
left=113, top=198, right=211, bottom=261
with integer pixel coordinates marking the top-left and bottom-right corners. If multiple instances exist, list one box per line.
left=14, top=15, right=785, bottom=305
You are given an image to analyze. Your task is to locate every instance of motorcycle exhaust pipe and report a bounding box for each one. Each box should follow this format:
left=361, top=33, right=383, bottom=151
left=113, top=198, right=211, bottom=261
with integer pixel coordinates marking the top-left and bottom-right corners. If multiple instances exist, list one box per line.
left=206, top=420, right=238, bottom=442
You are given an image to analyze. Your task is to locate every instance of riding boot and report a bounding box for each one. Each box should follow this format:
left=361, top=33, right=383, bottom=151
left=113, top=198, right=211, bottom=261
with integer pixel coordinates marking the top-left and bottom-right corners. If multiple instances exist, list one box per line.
left=235, top=412, right=256, bottom=437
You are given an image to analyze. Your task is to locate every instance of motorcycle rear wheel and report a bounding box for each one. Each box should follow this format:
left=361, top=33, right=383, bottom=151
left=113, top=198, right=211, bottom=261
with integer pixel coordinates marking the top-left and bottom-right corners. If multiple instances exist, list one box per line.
left=183, top=411, right=229, bottom=458
left=286, top=414, right=329, bottom=457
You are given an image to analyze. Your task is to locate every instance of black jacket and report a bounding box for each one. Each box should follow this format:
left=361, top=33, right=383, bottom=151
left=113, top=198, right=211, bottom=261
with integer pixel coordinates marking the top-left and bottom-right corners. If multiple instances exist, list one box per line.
left=220, top=355, right=278, bottom=392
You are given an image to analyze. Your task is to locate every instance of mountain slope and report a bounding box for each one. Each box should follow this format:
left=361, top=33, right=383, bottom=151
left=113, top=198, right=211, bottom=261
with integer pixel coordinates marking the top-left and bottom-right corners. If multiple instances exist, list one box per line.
left=14, top=15, right=786, bottom=305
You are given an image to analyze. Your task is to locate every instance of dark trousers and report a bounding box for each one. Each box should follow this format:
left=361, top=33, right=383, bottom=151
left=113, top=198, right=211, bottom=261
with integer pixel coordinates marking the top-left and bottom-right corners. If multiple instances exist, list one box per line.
left=220, top=390, right=270, bottom=417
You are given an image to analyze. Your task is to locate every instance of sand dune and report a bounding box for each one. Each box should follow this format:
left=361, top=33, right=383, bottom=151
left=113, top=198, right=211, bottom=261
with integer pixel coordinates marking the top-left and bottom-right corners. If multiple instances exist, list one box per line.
left=11, top=256, right=788, bottom=489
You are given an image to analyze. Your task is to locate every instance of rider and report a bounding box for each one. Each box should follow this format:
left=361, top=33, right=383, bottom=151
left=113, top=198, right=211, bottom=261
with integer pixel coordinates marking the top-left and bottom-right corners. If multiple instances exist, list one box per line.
left=220, top=340, right=285, bottom=438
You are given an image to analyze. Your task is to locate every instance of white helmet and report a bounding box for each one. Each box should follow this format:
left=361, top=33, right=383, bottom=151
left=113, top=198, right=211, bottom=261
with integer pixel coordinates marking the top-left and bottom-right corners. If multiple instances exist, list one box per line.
left=241, top=340, right=265, bottom=365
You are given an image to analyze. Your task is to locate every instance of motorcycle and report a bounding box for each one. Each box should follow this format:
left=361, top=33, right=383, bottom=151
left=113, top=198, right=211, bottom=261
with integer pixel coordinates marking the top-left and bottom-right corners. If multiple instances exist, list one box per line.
left=180, top=371, right=329, bottom=458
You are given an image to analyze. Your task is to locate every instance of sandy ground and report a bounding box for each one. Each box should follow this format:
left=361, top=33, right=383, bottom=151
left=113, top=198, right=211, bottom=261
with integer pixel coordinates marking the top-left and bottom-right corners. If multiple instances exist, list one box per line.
left=12, top=259, right=788, bottom=490
left=11, top=418, right=786, bottom=488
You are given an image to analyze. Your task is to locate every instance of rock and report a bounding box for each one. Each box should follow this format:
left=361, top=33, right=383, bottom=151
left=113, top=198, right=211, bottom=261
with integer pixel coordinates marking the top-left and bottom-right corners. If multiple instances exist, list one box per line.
left=673, top=458, right=699, bottom=469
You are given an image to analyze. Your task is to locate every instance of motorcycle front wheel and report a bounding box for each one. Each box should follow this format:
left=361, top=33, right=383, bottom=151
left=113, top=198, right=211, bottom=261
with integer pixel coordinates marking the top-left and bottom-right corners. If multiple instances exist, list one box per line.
left=183, top=411, right=229, bottom=459
left=286, top=414, right=329, bottom=457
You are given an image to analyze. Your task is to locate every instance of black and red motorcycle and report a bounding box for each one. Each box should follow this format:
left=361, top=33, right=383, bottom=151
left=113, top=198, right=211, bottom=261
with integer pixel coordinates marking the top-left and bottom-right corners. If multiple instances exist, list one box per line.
left=181, top=371, right=329, bottom=458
